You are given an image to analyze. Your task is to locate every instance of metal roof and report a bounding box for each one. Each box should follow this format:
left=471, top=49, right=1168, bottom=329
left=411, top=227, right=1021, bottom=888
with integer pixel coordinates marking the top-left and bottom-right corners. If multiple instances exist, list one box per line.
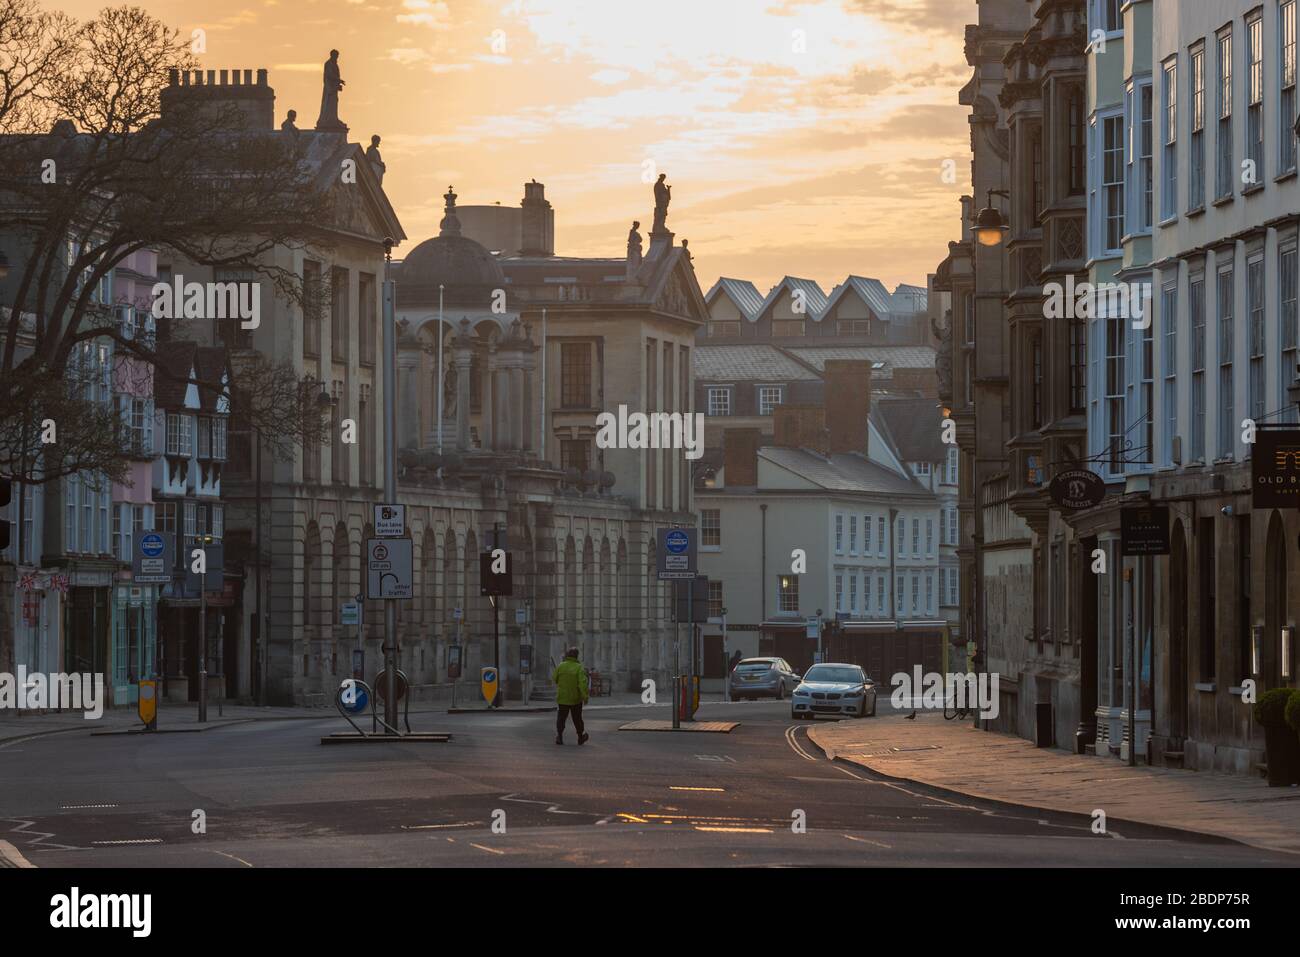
left=759, top=448, right=931, bottom=497
left=706, top=277, right=766, bottom=319
left=695, top=344, right=821, bottom=382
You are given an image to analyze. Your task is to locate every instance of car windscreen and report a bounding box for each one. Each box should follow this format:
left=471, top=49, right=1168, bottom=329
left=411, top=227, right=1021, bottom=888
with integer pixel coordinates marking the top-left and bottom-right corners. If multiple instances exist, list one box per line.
left=736, top=660, right=774, bottom=670
left=802, top=666, right=863, bottom=683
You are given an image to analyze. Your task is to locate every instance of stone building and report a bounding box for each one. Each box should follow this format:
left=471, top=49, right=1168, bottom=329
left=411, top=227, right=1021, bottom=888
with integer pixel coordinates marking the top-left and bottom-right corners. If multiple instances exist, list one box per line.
left=151, top=66, right=706, bottom=706
left=933, top=1, right=1037, bottom=735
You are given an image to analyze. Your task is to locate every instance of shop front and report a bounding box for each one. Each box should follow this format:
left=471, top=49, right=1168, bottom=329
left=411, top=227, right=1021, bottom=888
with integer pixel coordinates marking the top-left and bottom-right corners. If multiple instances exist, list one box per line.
left=110, top=582, right=158, bottom=707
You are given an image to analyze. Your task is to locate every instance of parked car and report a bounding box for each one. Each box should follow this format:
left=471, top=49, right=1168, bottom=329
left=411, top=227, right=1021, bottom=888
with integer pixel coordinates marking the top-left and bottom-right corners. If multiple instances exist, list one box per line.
left=791, top=663, right=877, bottom=719
left=729, top=657, right=801, bottom=700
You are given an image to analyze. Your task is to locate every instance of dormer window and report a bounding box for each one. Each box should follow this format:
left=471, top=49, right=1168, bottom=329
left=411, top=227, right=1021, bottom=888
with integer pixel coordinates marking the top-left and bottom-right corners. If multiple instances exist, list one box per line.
left=197, top=416, right=227, bottom=461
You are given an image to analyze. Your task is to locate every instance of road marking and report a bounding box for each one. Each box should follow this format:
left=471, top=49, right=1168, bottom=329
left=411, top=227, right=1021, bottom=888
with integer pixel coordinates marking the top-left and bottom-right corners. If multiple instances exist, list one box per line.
left=61, top=804, right=118, bottom=810
left=499, top=793, right=589, bottom=816
left=668, top=786, right=725, bottom=792
left=616, top=813, right=650, bottom=824
left=833, top=765, right=868, bottom=781
left=91, top=838, right=162, bottom=846
left=842, top=834, right=893, bottom=849
left=469, top=842, right=505, bottom=856
left=785, top=725, right=817, bottom=762
left=693, top=754, right=737, bottom=763
left=401, top=822, right=477, bottom=830
left=211, top=850, right=254, bottom=867
left=694, top=826, right=773, bottom=834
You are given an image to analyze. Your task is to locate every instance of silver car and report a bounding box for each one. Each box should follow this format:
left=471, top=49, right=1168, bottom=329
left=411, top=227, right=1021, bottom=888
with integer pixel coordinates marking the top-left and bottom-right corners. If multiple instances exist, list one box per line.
left=729, top=657, right=801, bottom=700
left=790, top=663, right=877, bottom=719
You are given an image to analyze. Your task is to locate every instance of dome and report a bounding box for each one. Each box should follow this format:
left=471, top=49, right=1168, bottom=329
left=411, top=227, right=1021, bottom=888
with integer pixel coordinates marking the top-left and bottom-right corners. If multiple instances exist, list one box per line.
left=397, top=187, right=505, bottom=307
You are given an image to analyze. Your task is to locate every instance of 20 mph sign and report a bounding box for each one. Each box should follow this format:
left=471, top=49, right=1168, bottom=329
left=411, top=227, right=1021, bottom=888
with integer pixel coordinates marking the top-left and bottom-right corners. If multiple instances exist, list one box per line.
left=366, top=538, right=413, bottom=600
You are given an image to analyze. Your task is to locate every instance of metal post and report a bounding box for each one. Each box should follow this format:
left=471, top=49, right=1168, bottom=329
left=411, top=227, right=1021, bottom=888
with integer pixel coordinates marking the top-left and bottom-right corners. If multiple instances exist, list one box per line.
left=382, top=249, right=398, bottom=734
left=198, top=575, right=207, bottom=723
left=437, top=284, right=444, bottom=454
left=686, top=581, right=694, bottom=721
left=254, top=426, right=264, bottom=706
left=491, top=595, right=501, bottom=707
left=721, top=610, right=729, bottom=702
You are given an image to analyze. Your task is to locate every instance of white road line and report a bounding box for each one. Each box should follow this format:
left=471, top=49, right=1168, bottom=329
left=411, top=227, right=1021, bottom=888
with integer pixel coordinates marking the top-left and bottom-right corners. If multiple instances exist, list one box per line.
left=400, top=822, right=477, bottom=830
left=61, top=804, right=118, bottom=810
left=785, top=725, right=817, bottom=762
left=842, top=834, right=893, bottom=849
left=91, top=838, right=162, bottom=846
left=469, top=842, right=505, bottom=855
left=212, top=850, right=254, bottom=867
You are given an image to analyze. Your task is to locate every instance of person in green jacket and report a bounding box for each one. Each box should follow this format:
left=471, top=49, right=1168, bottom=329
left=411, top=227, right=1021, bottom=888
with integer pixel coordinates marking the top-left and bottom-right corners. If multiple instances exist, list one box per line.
left=553, top=646, right=590, bottom=745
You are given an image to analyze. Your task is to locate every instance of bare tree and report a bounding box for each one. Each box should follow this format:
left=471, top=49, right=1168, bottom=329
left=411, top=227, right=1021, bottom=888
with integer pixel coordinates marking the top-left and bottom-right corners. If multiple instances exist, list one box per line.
left=0, top=2, right=339, bottom=485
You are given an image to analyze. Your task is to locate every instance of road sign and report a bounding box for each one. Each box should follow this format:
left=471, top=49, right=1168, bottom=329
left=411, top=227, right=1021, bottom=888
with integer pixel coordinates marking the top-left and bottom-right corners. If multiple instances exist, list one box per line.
left=480, top=666, right=498, bottom=706
left=183, top=541, right=224, bottom=593
left=133, top=531, right=174, bottom=584
left=138, top=679, right=157, bottom=730
left=673, top=575, right=710, bottom=623
left=657, top=527, right=697, bottom=580
left=366, top=537, right=413, bottom=599
left=448, top=644, right=463, bottom=679
left=339, top=678, right=368, bottom=714
left=374, top=504, right=406, bottom=537
left=480, top=550, right=513, bottom=596
left=520, top=644, right=532, bottom=675
left=340, top=600, right=361, bottom=626
left=351, top=649, right=364, bottom=680
left=806, top=617, right=820, bottom=639
left=515, top=607, right=527, bottom=625
left=453, top=606, right=463, bottom=620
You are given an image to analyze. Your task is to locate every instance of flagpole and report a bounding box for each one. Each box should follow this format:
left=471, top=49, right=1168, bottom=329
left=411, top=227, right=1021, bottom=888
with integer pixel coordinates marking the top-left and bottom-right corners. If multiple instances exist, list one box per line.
left=437, top=284, right=444, bottom=455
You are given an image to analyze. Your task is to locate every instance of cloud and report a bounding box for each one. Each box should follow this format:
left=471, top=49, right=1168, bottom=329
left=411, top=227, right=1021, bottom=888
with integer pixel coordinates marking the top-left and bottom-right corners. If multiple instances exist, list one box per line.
left=397, top=0, right=451, bottom=28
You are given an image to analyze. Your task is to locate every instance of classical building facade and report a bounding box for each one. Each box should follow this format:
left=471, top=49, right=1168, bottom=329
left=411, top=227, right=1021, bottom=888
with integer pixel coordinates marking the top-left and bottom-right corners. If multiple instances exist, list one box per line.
left=144, top=67, right=708, bottom=706
left=934, top=1, right=1036, bottom=735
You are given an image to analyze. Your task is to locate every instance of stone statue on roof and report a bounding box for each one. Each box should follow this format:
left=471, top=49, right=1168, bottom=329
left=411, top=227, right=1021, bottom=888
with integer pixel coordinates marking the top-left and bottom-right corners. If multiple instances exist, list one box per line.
left=651, top=173, right=671, bottom=233
left=316, top=49, right=347, bottom=132
left=366, top=134, right=385, bottom=183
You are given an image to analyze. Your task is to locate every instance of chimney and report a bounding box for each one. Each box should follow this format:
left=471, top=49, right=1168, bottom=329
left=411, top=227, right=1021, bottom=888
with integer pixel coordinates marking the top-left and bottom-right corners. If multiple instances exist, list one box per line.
left=520, top=180, right=554, bottom=256
left=723, top=428, right=761, bottom=487
left=890, top=367, right=939, bottom=398
left=823, top=359, right=871, bottom=455
left=160, top=65, right=275, bottom=130
left=773, top=404, right=828, bottom=456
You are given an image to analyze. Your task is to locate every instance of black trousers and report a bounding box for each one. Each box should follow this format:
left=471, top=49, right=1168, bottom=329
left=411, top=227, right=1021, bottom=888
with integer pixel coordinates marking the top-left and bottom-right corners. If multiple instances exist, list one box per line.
left=557, top=703, right=585, bottom=736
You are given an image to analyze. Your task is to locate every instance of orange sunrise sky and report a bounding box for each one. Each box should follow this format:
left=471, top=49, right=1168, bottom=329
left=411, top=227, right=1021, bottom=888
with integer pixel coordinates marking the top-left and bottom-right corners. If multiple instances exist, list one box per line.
left=57, top=0, right=976, bottom=294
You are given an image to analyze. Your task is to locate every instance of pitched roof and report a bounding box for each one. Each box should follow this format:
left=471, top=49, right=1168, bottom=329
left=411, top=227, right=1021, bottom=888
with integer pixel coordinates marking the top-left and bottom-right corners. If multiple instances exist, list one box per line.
left=759, top=447, right=931, bottom=497
left=153, top=340, right=198, bottom=410
left=695, top=344, right=821, bottom=382
left=872, top=397, right=946, bottom=464
left=758, top=276, right=828, bottom=320
left=782, top=345, right=936, bottom=381
left=706, top=277, right=765, bottom=319
left=890, top=283, right=928, bottom=314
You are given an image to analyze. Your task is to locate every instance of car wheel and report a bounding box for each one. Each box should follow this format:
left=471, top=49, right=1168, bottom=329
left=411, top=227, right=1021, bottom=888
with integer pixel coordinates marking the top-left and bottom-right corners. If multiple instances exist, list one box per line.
left=857, top=700, right=866, bottom=718
left=869, top=696, right=877, bottom=717
left=777, top=682, right=785, bottom=700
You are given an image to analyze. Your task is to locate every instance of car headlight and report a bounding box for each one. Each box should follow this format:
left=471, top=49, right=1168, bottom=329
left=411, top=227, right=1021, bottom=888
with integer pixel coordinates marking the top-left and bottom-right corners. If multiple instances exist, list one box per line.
left=793, top=688, right=811, bottom=697
left=843, top=690, right=863, bottom=699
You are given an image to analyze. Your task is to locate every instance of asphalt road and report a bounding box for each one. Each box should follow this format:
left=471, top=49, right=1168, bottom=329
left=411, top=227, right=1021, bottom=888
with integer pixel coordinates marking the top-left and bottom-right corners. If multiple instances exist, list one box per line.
left=1, top=699, right=1292, bottom=867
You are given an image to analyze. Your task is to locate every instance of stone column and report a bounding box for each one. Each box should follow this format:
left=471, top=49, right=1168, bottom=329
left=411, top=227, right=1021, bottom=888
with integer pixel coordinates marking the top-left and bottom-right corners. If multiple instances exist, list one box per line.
left=520, top=365, right=534, bottom=453
left=396, top=336, right=422, bottom=451
left=510, top=365, right=525, bottom=452
left=482, top=347, right=495, bottom=451
left=454, top=345, right=472, bottom=451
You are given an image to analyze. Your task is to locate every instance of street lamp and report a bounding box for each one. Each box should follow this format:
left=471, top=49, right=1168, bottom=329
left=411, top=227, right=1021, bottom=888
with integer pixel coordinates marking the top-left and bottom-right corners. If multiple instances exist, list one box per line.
left=973, top=189, right=1010, bottom=247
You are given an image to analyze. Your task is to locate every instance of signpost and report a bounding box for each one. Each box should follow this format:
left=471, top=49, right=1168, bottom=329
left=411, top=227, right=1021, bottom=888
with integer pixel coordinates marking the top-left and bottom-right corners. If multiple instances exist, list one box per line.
left=138, top=679, right=157, bottom=731
left=1049, top=468, right=1107, bottom=511
left=374, top=504, right=406, bottom=537
left=132, top=532, right=174, bottom=584
left=657, top=527, right=698, bottom=727
left=366, top=538, right=413, bottom=600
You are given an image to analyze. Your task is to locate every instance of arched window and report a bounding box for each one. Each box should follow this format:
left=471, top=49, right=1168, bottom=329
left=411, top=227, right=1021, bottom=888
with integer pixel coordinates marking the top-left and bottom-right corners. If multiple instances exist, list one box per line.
left=333, top=522, right=350, bottom=622
left=304, top=522, right=320, bottom=629
left=423, top=527, right=438, bottom=626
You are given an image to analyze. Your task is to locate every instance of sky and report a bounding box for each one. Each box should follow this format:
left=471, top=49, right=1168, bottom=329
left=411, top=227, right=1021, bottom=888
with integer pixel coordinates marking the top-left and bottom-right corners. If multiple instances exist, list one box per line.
left=60, top=0, right=978, bottom=296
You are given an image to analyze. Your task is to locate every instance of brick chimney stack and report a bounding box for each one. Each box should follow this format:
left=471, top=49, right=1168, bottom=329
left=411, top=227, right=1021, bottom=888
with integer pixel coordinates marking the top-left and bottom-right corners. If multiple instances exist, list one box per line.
left=823, top=359, right=871, bottom=455
left=773, top=404, right=829, bottom=457
left=161, top=67, right=275, bottom=130
left=520, top=180, right=554, bottom=256
left=722, top=428, right=762, bottom=487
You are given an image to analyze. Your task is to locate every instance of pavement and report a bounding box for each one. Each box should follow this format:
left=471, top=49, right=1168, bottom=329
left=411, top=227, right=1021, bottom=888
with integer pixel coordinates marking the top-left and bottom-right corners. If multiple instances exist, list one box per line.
left=808, top=712, right=1300, bottom=855
left=2, top=696, right=1295, bottom=868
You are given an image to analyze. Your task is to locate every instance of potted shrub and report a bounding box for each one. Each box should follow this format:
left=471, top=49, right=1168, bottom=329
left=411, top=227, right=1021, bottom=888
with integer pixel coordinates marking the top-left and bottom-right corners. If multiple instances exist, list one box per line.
left=1255, top=688, right=1300, bottom=786
left=1287, top=691, right=1300, bottom=748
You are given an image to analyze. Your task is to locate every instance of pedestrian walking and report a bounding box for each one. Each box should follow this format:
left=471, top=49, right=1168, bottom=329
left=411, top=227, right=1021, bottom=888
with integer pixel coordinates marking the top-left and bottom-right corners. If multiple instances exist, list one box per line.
left=553, top=646, right=589, bottom=745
